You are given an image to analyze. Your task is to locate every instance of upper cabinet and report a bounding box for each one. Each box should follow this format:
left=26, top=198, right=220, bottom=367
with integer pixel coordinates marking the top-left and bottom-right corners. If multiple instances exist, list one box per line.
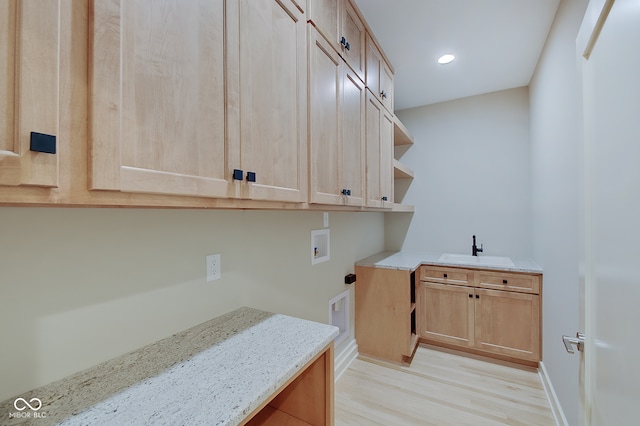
left=365, top=92, right=393, bottom=209
left=230, top=0, right=308, bottom=203
left=90, top=0, right=307, bottom=203
left=306, top=0, right=366, bottom=82
left=0, top=1, right=60, bottom=188
left=308, top=27, right=365, bottom=206
left=365, top=34, right=394, bottom=114
left=89, top=0, right=231, bottom=198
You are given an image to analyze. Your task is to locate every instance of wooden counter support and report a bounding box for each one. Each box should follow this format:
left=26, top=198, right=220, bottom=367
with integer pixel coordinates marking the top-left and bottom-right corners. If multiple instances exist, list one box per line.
left=244, top=343, right=334, bottom=426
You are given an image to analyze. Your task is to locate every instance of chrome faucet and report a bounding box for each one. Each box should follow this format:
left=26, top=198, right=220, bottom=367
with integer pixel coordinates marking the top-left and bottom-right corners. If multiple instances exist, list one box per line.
left=472, top=235, right=483, bottom=256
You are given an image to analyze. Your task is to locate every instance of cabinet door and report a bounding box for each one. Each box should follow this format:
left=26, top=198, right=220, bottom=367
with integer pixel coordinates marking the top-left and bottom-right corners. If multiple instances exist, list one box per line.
left=341, top=66, right=365, bottom=207
left=234, top=0, right=307, bottom=202
left=474, top=288, right=541, bottom=362
left=306, top=0, right=342, bottom=54
left=380, top=107, right=394, bottom=206
left=0, top=1, right=59, bottom=188
left=380, top=61, right=394, bottom=113
left=417, top=282, right=475, bottom=347
left=341, top=0, right=365, bottom=82
left=90, top=0, right=230, bottom=198
left=365, top=34, right=381, bottom=102
left=308, top=27, right=342, bottom=205
left=365, top=92, right=382, bottom=207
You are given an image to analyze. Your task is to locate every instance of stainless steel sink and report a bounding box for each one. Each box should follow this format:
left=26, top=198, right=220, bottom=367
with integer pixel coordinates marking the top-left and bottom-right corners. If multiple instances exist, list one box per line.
left=438, top=253, right=515, bottom=268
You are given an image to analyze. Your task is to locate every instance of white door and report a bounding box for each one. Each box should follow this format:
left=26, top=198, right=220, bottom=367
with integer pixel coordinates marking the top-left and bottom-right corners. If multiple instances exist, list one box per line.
left=578, top=0, right=640, bottom=423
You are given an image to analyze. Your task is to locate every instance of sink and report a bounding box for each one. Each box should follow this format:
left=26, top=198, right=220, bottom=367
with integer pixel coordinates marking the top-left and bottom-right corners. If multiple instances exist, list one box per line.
left=438, top=253, right=515, bottom=268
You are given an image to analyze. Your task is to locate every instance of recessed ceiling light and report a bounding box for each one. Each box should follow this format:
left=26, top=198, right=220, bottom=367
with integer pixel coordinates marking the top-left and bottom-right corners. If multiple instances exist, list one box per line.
left=437, top=54, right=455, bottom=64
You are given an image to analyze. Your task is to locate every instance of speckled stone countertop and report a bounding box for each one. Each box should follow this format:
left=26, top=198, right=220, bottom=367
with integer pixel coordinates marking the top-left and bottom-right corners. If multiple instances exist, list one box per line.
left=356, top=251, right=543, bottom=274
left=0, top=307, right=339, bottom=426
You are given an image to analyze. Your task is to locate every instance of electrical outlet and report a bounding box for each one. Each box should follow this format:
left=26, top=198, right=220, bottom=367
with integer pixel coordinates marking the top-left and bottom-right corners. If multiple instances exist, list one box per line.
left=206, top=254, right=221, bottom=282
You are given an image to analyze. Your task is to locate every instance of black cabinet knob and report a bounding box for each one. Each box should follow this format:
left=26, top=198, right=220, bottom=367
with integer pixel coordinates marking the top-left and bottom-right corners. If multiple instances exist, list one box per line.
left=476, top=294, right=480, bottom=299
left=340, top=36, right=347, bottom=47
left=246, top=171, right=256, bottom=182
left=443, top=273, right=448, bottom=278
left=233, top=169, right=243, bottom=180
left=345, top=41, right=350, bottom=51
left=503, top=279, right=508, bottom=284
left=341, top=189, right=351, bottom=196
left=468, top=294, right=472, bottom=298
left=381, top=196, right=388, bottom=201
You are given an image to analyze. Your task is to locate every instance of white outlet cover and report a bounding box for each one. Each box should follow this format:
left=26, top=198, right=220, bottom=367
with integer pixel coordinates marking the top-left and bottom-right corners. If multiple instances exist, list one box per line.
left=206, top=254, right=221, bottom=282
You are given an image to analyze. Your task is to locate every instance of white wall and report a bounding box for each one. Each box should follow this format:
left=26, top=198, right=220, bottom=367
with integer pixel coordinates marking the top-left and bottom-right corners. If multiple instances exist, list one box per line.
left=530, top=1, right=587, bottom=425
left=388, top=88, right=532, bottom=258
left=0, top=208, right=383, bottom=402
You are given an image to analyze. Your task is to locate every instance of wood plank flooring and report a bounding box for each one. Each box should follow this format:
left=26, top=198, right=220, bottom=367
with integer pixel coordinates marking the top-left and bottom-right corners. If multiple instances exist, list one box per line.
left=335, top=345, right=555, bottom=425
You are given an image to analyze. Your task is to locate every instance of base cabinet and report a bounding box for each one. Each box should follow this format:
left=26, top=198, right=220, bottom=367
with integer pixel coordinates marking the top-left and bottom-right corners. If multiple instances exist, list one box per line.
left=354, top=265, right=418, bottom=363
left=417, top=266, right=541, bottom=365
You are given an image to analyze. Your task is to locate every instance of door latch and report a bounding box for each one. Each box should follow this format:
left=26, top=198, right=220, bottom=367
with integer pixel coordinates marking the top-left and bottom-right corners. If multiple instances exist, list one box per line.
left=562, top=332, right=585, bottom=354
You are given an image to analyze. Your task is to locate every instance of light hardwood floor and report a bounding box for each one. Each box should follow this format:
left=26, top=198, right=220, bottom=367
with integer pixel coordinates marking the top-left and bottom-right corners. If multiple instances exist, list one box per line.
left=335, top=345, right=555, bottom=425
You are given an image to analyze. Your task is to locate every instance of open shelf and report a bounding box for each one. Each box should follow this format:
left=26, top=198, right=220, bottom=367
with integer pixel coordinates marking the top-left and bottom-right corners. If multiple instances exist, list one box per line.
left=391, top=203, right=414, bottom=212
left=393, top=116, right=414, bottom=146
left=393, top=159, right=414, bottom=179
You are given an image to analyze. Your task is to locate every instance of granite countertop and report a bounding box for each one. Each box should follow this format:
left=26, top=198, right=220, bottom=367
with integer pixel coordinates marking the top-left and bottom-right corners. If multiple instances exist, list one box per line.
left=356, top=251, right=543, bottom=274
left=0, top=307, right=339, bottom=426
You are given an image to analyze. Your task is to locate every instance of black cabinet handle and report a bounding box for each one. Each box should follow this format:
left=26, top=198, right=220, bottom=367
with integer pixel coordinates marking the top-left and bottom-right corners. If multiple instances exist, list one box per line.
left=443, top=273, right=448, bottom=278
left=30, top=132, right=56, bottom=154
left=381, top=196, right=388, bottom=201
left=233, top=169, right=243, bottom=180
left=380, top=90, right=387, bottom=99
left=503, top=279, right=508, bottom=284
left=468, top=294, right=472, bottom=298
left=341, top=189, right=351, bottom=196
left=476, top=294, right=480, bottom=299
left=340, top=36, right=347, bottom=47
left=345, top=41, right=350, bottom=51
left=246, top=171, right=256, bottom=182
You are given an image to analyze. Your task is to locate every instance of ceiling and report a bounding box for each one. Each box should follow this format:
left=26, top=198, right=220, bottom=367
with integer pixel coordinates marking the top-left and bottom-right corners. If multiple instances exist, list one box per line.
left=352, top=0, right=561, bottom=110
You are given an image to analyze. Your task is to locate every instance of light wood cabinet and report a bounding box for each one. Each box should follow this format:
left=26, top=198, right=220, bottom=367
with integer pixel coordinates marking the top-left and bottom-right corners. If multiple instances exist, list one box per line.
left=417, top=282, right=475, bottom=348
left=417, top=266, right=542, bottom=366
left=90, top=0, right=307, bottom=203
left=231, top=0, right=308, bottom=202
left=365, top=92, right=393, bottom=208
left=354, top=265, right=418, bottom=364
left=0, top=1, right=60, bottom=188
left=306, top=0, right=365, bottom=83
left=365, top=34, right=394, bottom=114
left=89, top=0, right=230, bottom=198
left=308, top=27, right=365, bottom=206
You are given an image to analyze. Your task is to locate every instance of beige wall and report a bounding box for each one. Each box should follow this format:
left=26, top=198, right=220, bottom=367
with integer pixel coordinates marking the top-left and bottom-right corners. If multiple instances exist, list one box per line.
left=0, top=207, right=384, bottom=402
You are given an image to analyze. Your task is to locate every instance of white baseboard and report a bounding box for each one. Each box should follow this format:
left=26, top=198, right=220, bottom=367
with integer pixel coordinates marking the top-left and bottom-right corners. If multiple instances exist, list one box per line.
left=334, top=338, right=358, bottom=382
left=539, top=361, right=569, bottom=426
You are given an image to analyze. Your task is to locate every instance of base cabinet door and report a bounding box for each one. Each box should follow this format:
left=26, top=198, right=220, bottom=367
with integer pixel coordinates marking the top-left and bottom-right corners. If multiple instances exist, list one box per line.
left=417, top=282, right=474, bottom=348
left=0, top=1, right=60, bottom=188
left=474, top=288, right=541, bottom=362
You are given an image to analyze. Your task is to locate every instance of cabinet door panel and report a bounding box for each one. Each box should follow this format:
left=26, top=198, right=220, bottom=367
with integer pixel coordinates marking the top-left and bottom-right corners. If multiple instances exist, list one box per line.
left=418, top=282, right=474, bottom=347
left=90, top=0, right=229, bottom=198
left=341, top=67, right=365, bottom=206
left=306, top=0, right=341, bottom=53
left=380, top=107, right=393, bottom=205
left=308, top=27, right=342, bottom=205
left=237, top=0, right=307, bottom=202
left=474, top=288, right=541, bottom=361
left=365, top=93, right=381, bottom=207
left=341, top=0, right=365, bottom=82
left=0, top=0, right=59, bottom=188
